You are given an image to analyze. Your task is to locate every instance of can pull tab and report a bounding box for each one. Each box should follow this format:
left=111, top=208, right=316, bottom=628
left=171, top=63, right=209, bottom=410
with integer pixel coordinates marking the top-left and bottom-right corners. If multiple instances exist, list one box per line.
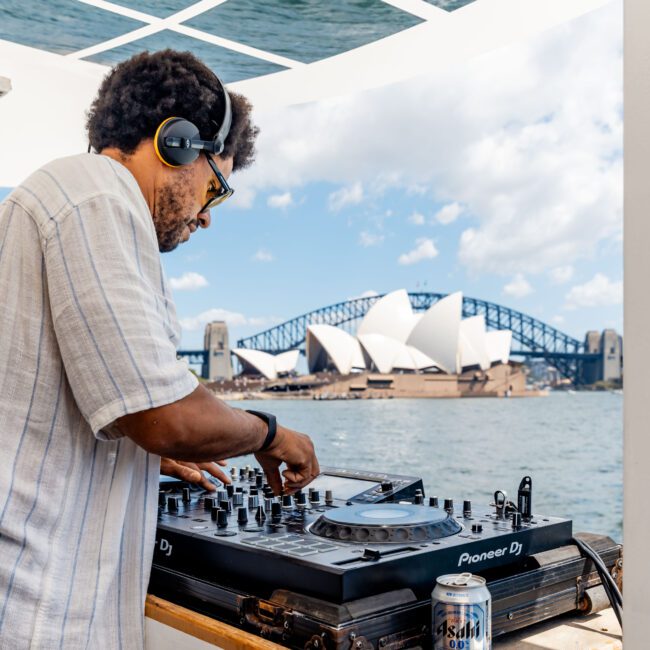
left=452, top=573, right=473, bottom=586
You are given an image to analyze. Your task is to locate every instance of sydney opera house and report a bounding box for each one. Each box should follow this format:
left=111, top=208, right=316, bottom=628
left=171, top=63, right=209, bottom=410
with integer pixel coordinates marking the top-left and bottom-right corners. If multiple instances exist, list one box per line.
left=232, top=290, right=513, bottom=384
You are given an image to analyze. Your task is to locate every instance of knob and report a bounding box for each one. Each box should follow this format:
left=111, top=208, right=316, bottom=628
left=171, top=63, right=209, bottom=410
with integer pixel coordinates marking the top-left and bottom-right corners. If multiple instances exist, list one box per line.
left=237, top=507, right=248, bottom=525
left=414, top=494, right=424, bottom=505
left=444, top=498, right=454, bottom=514
left=230, top=467, right=238, bottom=479
left=182, top=487, right=191, bottom=503
left=325, top=490, right=334, bottom=506
left=256, top=474, right=264, bottom=488
left=271, top=502, right=282, bottom=523
left=248, top=495, right=259, bottom=510
left=255, top=505, right=266, bottom=522
left=217, top=490, right=229, bottom=503
left=471, top=523, right=483, bottom=534
left=429, top=496, right=439, bottom=508
left=204, top=496, right=218, bottom=510
left=239, top=468, right=246, bottom=479
left=264, top=498, right=274, bottom=513
left=309, top=490, right=321, bottom=505
left=250, top=486, right=259, bottom=496
left=235, top=486, right=244, bottom=493
left=296, top=492, right=308, bottom=508
left=232, top=493, right=243, bottom=507
left=217, top=509, right=228, bottom=528
left=282, top=495, right=293, bottom=509
left=211, top=506, right=219, bottom=521
left=226, top=484, right=234, bottom=498
left=158, top=491, right=166, bottom=507
left=248, top=470, right=256, bottom=481
left=219, top=499, right=230, bottom=513
left=512, top=512, right=522, bottom=530
left=463, top=500, right=472, bottom=518
left=381, top=481, right=394, bottom=493
left=167, top=495, right=181, bottom=511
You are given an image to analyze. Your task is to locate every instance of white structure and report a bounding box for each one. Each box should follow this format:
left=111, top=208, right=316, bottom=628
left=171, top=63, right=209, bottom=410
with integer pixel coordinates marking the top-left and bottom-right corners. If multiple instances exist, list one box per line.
left=306, top=324, right=365, bottom=375
left=407, top=292, right=463, bottom=374
left=306, top=290, right=512, bottom=376
left=232, top=348, right=300, bottom=380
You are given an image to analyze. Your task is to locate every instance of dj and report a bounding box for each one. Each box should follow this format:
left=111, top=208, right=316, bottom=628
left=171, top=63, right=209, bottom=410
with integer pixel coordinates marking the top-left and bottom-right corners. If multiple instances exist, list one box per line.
left=0, top=50, right=319, bottom=648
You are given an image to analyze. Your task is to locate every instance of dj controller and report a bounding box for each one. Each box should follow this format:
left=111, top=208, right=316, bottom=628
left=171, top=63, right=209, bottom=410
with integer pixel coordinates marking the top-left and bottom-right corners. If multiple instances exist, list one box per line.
left=150, top=466, right=622, bottom=649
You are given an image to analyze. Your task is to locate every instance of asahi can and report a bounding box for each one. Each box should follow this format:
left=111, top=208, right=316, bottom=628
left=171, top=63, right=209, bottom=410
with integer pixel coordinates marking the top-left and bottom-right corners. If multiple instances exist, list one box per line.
left=432, top=573, right=491, bottom=650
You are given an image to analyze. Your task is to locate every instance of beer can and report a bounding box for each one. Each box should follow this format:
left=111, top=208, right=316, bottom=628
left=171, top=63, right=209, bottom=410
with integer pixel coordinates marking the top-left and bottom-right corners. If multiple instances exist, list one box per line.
left=432, top=572, right=491, bottom=650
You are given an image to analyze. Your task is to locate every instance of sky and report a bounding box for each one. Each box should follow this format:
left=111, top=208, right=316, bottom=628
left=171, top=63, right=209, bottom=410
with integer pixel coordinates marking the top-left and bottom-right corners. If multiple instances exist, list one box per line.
left=0, top=2, right=623, bottom=353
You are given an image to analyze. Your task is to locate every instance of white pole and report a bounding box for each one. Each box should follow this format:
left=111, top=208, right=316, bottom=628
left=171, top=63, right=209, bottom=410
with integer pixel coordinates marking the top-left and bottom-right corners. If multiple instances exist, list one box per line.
left=624, top=0, right=650, bottom=645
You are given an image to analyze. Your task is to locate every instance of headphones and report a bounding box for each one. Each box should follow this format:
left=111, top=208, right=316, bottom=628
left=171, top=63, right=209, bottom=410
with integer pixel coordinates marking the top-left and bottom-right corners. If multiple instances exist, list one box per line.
left=153, top=78, right=232, bottom=168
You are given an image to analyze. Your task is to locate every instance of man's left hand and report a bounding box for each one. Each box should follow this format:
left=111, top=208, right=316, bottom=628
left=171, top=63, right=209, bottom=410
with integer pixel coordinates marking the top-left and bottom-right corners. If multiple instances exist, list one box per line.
left=160, top=458, right=231, bottom=492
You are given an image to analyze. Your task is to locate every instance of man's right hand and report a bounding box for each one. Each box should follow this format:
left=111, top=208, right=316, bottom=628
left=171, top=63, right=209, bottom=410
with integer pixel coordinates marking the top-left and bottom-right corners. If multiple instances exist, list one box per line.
left=255, top=426, right=320, bottom=495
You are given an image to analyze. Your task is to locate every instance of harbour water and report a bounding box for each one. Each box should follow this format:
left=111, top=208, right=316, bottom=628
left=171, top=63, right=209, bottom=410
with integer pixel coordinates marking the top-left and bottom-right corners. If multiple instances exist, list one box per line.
left=230, top=391, right=622, bottom=541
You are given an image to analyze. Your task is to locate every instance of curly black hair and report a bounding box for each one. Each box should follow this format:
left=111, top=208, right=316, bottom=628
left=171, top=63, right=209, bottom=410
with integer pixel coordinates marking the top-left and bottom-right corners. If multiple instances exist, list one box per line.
left=86, top=50, right=258, bottom=172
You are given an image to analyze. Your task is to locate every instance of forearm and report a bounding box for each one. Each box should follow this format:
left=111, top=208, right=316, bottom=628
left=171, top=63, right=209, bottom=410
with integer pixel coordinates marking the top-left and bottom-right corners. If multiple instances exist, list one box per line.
left=112, top=384, right=267, bottom=460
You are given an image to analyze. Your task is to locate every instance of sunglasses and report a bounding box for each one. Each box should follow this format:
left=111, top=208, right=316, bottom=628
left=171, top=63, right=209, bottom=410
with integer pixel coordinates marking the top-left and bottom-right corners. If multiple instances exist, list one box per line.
left=201, top=151, right=234, bottom=212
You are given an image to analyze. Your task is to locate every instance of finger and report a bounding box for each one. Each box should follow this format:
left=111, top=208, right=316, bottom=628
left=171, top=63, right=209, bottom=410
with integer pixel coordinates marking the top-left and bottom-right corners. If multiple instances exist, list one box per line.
left=197, top=462, right=231, bottom=485
left=216, top=460, right=227, bottom=467
left=257, top=457, right=282, bottom=495
left=164, top=460, right=202, bottom=484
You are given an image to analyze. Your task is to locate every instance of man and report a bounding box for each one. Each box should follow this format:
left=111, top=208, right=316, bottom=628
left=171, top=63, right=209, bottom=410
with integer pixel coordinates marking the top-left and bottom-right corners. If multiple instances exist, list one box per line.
left=0, top=50, right=319, bottom=648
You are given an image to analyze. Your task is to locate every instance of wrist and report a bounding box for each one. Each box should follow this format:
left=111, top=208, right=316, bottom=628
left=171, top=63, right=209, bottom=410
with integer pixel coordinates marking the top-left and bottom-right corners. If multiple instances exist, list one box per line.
left=245, top=410, right=277, bottom=451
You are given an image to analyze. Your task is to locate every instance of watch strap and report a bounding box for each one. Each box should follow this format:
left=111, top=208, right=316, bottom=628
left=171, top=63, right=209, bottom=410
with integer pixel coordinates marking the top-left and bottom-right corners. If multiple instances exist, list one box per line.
left=245, top=410, right=277, bottom=451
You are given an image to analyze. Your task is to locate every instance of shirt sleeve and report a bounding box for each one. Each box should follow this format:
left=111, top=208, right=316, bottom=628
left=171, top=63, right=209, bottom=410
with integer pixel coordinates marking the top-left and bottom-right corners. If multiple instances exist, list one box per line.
left=43, top=192, right=198, bottom=439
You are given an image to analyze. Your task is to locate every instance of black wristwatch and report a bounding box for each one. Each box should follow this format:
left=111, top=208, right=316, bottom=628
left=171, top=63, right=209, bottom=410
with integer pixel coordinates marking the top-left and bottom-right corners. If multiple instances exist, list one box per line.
left=246, top=410, right=277, bottom=451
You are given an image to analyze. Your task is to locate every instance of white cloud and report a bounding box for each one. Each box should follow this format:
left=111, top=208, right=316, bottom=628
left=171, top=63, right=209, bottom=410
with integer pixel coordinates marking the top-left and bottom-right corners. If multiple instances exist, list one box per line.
left=169, top=272, right=208, bottom=291
left=434, top=202, right=463, bottom=225
left=267, top=192, right=293, bottom=209
left=179, top=308, right=281, bottom=332
left=398, top=238, right=438, bottom=265
left=328, top=182, right=364, bottom=211
left=253, top=248, right=274, bottom=262
left=234, top=4, right=621, bottom=276
left=549, top=265, right=574, bottom=284
left=564, top=273, right=623, bottom=309
left=359, top=231, right=384, bottom=247
left=409, top=211, right=426, bottom=225
left=503, top=273, right=533, bottom=298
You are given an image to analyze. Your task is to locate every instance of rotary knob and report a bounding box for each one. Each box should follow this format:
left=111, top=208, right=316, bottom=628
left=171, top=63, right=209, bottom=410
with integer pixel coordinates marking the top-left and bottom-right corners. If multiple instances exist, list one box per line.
left=167, top=495, right=181, bottom=511
left=271, top=502, right=282, bottom=523
left=226, top=484, right=234, bottom=498
left=237, top=507, right=248, bottom=525
left=429, top=496, right=439, bottom=508
left=255, top=505, right=266, bottom=522
left=248, top=495, right=259, bottom=510
left=217, top=509, right=228, bottom=528
left=296, top=491, right=308, bottom=508
left=204, top=496, right=218, bottom=510
left=219, top=499, right=230, bottom=513
left=232, top=493, right=243, bottom=507
left=325, top=490, right=334, bottom=506
left=282, top=495, right=293, bottom=510
left=444, top=498, right=454, bottom=514
left=309, top=490, right=321, bottom=505
left=182, top=487, right=191, bottom=503
left=381, top=481, right=394, bottom=493
left=463, top=500, right=472, bottom=518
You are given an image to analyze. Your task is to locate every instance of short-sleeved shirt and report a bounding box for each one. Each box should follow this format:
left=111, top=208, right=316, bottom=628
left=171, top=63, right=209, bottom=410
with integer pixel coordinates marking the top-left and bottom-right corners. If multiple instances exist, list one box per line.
left=0, top=153, right=198, bottom=648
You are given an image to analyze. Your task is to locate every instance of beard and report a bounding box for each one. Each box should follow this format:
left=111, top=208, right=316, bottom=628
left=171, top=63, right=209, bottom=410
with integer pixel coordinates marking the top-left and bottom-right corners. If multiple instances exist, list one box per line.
left=152, top=171, right=197, bottom=253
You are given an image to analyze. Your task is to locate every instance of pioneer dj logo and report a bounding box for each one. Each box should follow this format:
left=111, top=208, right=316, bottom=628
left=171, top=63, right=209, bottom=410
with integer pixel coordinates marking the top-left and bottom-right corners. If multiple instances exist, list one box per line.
left=457, top=541, right=522, bottom=567
left=157, top=538, right=173, bottom=557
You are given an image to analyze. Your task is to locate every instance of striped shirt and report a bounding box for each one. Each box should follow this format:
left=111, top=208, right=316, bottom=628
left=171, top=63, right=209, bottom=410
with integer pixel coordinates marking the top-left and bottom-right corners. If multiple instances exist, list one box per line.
left=0, top=153, right=198, bottom=648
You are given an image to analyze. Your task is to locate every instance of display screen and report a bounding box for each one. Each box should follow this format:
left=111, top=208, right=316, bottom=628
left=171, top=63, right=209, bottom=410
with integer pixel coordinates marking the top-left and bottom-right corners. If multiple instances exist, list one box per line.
left=310, top=474, right=378, bottom=501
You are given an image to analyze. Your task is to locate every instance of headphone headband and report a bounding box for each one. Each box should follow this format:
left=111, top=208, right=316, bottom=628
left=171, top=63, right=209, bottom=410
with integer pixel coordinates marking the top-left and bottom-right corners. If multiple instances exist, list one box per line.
left=154, top=75, right=232, bottom=167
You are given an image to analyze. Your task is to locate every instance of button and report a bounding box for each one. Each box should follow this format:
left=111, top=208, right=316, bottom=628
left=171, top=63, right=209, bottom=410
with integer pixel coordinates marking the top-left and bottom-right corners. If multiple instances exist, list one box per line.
left=471, top=523, right=483, bottom=534
left=381, top=481, right=393, bottom=493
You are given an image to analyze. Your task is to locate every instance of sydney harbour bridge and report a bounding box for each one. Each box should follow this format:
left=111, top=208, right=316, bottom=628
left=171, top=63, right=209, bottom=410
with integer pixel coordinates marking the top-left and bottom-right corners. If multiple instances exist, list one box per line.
left=179, top=292, right=598, bottom=385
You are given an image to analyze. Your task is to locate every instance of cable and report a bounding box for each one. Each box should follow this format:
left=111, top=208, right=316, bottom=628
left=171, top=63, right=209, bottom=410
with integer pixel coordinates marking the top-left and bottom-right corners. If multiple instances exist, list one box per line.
left=573, top=536, right=622, bottom=628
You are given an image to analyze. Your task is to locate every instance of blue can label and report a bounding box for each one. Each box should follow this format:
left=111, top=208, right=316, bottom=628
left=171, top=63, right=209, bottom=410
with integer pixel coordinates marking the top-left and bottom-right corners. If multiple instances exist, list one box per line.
left=433, top=602, right=488, bottom=650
